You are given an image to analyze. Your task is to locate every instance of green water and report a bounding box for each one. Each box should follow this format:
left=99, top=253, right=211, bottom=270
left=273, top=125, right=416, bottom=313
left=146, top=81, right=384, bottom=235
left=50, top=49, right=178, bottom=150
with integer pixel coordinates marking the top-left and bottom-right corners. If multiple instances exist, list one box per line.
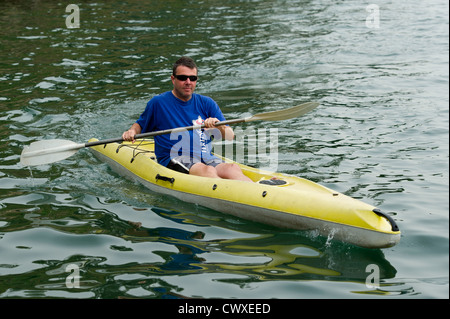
left=0, top=0, right=448, bottom=300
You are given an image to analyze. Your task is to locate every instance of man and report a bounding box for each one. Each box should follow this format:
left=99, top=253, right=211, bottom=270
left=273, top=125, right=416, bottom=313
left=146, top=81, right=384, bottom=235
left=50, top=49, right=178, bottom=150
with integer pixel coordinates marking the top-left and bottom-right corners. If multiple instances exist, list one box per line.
left=122, top=56, right=252, bottom=182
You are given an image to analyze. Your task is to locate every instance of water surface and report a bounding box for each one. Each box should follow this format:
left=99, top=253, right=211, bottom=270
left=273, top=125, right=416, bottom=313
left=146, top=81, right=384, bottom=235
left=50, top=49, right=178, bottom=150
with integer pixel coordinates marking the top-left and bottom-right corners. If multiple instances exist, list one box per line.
left=0, top=0, right=448, bottom=299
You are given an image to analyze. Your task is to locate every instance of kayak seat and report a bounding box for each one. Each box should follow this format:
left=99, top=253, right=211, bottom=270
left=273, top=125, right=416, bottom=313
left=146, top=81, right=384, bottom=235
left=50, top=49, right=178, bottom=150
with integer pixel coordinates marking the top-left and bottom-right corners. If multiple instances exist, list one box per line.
left=166, top=159, right=190, bottom=174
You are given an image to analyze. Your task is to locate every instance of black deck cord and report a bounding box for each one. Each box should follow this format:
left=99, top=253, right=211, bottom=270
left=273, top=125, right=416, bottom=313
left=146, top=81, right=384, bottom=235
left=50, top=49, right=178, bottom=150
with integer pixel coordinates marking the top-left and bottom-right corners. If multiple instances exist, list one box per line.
left=116, top=139, right=155, bottom=163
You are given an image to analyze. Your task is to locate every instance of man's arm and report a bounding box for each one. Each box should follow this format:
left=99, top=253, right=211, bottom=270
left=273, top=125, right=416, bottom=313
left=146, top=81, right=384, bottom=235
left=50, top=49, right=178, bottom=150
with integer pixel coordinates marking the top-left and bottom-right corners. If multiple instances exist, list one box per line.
left=222, top=125, right=235, bottom=141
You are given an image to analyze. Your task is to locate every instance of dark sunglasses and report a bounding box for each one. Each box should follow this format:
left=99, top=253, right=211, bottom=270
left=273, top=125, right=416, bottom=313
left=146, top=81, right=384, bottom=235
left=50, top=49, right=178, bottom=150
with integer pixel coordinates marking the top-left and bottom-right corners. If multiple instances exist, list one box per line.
left=174, top=74, right=198, bottom=81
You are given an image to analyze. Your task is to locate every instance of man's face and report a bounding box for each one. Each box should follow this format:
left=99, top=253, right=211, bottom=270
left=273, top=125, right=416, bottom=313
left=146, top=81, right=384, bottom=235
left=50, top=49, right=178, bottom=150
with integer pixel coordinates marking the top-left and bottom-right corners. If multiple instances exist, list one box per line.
left=171, top=65, right=198, bottom=101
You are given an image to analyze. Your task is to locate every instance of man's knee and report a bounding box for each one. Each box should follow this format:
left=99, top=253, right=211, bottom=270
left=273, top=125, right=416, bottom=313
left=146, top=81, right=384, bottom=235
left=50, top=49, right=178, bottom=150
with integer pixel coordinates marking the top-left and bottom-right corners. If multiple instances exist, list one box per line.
left=190, top=163, right=219, bottom=178
left=216, top=163, right=241, bottom=178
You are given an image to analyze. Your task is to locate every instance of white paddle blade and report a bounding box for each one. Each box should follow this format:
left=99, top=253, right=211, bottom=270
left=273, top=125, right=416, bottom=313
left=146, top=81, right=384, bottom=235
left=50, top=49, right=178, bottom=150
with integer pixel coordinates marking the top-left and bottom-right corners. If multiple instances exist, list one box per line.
left=20, top=139, right=84, bottom=166
left=249, top=102, right=319, bottom=122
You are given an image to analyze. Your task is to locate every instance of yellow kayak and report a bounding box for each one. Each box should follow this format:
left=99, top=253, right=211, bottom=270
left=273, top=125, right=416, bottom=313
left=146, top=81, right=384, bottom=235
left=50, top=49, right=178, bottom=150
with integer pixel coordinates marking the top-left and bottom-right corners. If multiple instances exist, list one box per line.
left=89, top=138, right=400, bottom=249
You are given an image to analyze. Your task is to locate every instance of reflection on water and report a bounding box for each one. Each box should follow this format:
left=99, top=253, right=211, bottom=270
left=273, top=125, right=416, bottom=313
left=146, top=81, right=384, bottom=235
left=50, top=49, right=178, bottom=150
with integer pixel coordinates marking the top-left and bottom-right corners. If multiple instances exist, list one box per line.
left=134, top=208, right=397, bottom=283
left=1, top=192, right=399, bottom=298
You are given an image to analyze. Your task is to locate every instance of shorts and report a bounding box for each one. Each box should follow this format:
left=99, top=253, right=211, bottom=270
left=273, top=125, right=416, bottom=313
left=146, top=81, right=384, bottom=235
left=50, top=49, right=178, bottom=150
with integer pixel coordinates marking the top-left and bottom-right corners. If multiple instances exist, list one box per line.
left=167, top=155, right=224, bottom=174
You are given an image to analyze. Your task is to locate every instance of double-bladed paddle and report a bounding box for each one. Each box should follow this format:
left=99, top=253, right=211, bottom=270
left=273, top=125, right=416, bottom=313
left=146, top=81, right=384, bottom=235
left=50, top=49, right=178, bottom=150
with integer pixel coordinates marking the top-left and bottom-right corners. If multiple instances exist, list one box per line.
left=20, top=101, right=319, bottom=166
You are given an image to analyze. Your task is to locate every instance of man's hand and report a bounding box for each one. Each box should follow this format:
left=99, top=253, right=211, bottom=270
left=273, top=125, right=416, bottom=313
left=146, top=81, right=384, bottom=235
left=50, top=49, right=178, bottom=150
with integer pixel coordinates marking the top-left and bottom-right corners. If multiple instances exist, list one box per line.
left=203, top=117, right=219, bottom=128
left=122, top=123, right=142, bottom=143
left=122, top=129, right=136, bottom=142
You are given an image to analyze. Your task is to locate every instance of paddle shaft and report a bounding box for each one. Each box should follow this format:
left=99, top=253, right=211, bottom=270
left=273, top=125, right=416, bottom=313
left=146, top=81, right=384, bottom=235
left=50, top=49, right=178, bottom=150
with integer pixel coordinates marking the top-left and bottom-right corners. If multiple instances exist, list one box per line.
left=86, top=101, right=319, bottom=148
left=84, top=117, right=247, bottom=148
left=21, top=102, right=319, bottom=166
left=21, top=118, right=247, bottom=162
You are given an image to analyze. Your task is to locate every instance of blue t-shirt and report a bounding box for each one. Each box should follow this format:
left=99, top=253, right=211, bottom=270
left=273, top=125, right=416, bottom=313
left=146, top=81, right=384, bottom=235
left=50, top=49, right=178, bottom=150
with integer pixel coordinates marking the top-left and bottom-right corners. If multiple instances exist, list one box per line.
left=136, top=91, right=226, bottom=167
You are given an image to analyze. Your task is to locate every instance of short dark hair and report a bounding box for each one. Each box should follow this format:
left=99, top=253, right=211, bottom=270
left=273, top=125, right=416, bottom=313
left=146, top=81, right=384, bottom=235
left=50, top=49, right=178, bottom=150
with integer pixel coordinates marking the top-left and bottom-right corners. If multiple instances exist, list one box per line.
left=172, top=56, right=197, bottom=75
